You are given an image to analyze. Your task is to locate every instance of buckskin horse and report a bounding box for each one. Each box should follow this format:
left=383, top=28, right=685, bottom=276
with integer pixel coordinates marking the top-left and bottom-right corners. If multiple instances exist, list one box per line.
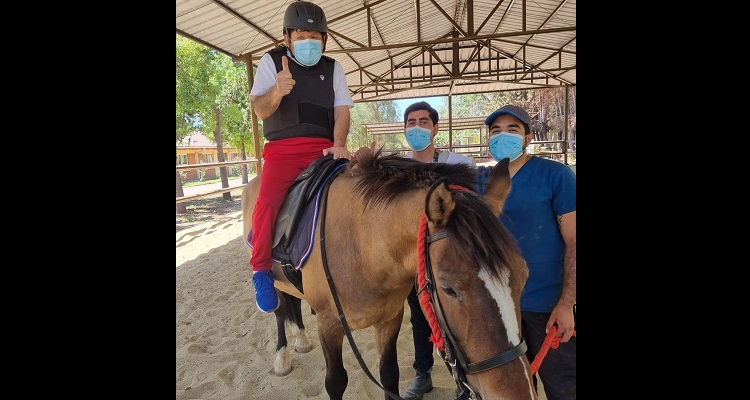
left=241, top=150, right=537, bottom=400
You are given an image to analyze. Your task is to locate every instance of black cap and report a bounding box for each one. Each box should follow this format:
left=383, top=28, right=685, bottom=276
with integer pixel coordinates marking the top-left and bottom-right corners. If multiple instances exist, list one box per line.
left=484, top=105, right=531, bottom=133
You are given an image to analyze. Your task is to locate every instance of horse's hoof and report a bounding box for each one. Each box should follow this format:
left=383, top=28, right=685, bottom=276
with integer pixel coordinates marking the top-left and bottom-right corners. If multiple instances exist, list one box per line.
left=273, top=346, right=293, bottom=376
left=294, top=335, right=313, bottom=353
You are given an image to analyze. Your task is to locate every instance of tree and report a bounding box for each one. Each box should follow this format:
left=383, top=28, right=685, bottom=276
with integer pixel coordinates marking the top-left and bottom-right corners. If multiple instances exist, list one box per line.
left=349, top=101, right=400, bottom=150
left=176, top=35, right=216, bottom=212
left=219, top=62, right=256, bottom=185
left=527, top=87, right=576, bottom=154
left=176, top=35, right=252, bottom=211
left=446, top=89, right=575, bottom=156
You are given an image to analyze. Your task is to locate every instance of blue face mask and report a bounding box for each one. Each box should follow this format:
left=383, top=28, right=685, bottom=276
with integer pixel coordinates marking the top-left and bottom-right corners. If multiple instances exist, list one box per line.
left=405, top=126, right=432, bottom=151
left=293, top=39, right=322, bottom=66
left=489, top=132, right=525, bottom=162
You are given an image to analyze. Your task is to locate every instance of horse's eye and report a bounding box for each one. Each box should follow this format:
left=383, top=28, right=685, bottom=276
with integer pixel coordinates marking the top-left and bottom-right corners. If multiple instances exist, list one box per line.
left=440, top=286, right=457, bottom=298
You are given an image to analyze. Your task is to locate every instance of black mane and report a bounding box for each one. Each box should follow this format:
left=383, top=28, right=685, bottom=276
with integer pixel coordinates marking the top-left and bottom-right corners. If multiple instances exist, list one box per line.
left=347, top=149, right=480, bottom=209
left=347, top=149, right=518, bottom=279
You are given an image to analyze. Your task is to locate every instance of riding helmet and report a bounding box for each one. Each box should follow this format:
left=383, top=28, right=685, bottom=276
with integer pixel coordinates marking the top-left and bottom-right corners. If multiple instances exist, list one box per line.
left=283, top=1, right=327, bottom=34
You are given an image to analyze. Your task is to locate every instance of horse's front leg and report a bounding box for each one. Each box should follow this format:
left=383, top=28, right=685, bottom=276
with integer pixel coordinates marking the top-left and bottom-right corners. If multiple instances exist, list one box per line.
left=375, top=306, right=404, bottom=400
left=317, top=313, right=347, bottom=400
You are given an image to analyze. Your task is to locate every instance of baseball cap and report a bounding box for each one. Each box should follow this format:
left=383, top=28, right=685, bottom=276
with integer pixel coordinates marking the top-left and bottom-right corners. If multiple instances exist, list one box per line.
left=484, top=105, right=531, bottom=132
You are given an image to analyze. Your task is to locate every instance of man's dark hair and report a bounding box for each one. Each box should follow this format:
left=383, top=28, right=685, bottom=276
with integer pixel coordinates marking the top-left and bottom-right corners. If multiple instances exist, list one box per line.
left=403, top=101, right=438, bottom=127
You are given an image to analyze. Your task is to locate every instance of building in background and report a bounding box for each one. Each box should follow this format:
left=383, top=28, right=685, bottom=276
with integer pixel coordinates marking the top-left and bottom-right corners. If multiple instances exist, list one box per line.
left=177, top=132, right=238, bottom=181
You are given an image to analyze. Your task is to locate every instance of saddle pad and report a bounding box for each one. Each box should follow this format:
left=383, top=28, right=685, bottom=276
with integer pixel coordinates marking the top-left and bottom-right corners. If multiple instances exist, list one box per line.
left=274, top=155, right=348, bottom=249
left=246, top=162, right=347, bottom=271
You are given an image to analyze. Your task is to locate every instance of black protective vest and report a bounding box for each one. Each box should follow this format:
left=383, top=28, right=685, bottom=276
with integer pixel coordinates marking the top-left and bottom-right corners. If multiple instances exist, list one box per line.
left=262, top=46, right=336, bottom=141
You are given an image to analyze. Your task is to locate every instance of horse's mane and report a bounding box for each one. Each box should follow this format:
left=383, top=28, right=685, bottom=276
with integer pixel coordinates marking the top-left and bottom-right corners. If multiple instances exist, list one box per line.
left=347, top=150, right=519, bottom=279
left=347, top=149, right=480, bottom=208
left=445, top=190, right=520, bottom=281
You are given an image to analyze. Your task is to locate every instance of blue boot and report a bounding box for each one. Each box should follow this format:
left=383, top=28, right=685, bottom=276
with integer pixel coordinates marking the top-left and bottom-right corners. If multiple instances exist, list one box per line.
left=403, top=370, right=433, bottom=400
left=252, top=270, right=279, bottom=313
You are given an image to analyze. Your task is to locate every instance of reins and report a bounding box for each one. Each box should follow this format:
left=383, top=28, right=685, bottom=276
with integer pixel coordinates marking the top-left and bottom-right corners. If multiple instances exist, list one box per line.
left=318, top=169, right=405, bottom=400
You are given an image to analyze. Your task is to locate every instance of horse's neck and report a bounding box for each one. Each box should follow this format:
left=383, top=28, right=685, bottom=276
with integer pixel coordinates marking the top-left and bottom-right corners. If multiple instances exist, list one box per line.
left=326, top=180, right=423, bottom=284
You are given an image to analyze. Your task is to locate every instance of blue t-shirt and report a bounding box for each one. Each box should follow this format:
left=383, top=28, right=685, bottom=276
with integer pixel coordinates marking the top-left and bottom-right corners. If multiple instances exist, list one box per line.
left=476, top=157, right=576, bottom=312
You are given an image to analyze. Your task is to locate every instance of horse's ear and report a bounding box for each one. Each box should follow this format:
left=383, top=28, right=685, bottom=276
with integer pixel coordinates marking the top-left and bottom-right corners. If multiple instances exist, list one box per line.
left=481, top=158, right=512, bottom=215
left=425, top=178, right=456, bottom=231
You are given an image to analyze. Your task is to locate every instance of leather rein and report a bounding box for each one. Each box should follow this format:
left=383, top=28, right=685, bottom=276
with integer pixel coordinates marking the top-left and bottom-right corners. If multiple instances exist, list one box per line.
left=318, top=169, right=405, bottom=400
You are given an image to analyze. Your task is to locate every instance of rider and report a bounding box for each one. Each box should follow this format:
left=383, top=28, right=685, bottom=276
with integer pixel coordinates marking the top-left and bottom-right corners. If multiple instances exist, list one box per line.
left=248, top=0, right=353, bottom=313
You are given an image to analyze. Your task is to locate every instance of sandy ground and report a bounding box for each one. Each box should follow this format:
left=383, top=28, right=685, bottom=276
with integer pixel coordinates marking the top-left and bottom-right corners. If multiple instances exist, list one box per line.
left=176, top=199, right=547, bottom=399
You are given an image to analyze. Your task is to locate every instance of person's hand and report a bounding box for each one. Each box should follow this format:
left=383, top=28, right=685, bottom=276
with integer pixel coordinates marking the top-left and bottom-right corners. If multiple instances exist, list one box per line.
left=276, top=56, right=295, bottom=96
left=547, top=303, right=576, bottom=343
left=351, top=141, right=377, bottom=160
left=322, top=146, right=351, bottom=159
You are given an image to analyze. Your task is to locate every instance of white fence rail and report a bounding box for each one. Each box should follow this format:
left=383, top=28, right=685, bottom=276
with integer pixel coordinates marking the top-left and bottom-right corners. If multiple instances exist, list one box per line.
left=176, top=159, right=260, bottom=204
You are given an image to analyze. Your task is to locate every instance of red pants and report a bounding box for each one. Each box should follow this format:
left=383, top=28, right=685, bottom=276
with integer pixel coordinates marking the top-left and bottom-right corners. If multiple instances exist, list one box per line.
left=250, top=137, right=334, bottom=272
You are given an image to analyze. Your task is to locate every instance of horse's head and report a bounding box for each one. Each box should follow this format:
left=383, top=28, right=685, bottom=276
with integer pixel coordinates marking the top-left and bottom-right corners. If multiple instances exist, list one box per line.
left=346, top=152, right=536, bottom=398
left=421, top=158, right=536, bottom=400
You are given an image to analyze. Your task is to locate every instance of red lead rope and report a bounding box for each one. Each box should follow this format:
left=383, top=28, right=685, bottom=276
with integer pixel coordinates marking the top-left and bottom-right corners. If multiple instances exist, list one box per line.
left=415, top=185, right=470, bottom=353
left=529, top=325, right=576, bottom=374
left=416, top=213, right=446, bottom=352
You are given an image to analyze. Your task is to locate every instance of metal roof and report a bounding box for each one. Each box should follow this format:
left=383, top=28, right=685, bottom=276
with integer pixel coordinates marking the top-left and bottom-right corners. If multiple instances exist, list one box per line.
left=176, top=0, right=576, bottom=103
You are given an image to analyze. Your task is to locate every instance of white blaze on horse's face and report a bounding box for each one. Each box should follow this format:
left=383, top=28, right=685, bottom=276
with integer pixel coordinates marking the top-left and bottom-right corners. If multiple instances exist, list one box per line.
left=478, top=268, right=522, bottom=345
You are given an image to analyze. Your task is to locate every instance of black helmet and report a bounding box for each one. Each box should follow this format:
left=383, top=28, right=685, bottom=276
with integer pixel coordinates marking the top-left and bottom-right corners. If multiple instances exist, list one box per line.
left=283, top=1, right=327, bottom=33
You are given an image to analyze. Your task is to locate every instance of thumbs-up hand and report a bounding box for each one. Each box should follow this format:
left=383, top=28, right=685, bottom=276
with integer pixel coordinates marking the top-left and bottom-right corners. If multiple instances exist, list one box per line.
left=276, top=56, right=295, bottom=96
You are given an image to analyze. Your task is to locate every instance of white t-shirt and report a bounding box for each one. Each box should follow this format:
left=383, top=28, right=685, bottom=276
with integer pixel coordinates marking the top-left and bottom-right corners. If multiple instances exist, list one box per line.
left=438, top=151, right=476, bottom=167
left=250, top=49, right=354, bottom=108
left=405, top=151, right=477, bottom=167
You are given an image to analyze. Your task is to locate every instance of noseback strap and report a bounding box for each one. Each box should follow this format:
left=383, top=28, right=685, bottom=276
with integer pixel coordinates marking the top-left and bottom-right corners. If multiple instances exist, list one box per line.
left=464, top=339, right=527, bottom=374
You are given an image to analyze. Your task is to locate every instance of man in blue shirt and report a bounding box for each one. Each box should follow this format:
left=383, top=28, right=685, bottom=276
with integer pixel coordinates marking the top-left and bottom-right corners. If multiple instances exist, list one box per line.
left=476, top=104, right=576, bottom=400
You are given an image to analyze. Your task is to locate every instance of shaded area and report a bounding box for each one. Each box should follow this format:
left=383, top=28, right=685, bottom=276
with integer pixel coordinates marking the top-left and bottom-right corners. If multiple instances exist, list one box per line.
left=176, top=196, right=242, bottom=233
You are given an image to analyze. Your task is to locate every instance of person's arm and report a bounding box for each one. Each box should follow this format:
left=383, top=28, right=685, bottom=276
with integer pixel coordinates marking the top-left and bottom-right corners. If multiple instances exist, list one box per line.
left=322, top=105, right=351, bottom=159
left=323, top=61, right=353, bottom=159
left=332, top=105, right=350, bottom=149
left=549, top=210, right=576, bottom=342
left=251, top=55, right=295, bottom=120
left=252, top=87, right=283, bottom=120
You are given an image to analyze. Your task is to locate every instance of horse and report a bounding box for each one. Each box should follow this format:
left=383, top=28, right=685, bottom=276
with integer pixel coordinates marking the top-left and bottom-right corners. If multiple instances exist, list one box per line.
left=241, top=150, right=537, bottom=400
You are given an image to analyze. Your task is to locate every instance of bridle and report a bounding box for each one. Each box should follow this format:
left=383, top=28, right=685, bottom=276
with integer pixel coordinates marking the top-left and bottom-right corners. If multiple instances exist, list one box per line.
left=417, top=200, right=527, bottom=400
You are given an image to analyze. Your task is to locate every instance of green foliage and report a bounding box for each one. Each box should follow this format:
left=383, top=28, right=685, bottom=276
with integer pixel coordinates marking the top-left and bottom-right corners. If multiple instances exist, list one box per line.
left=442, top=89, right=575, bottom=147
left=220, top=64, right=256, bottom=157
left=176, top=35, right=255, bottom=154
left=441, top=92, right=516, bottom=119
left=176, top=35, right=220, bottom=142
left=349, top=101, right=400, bottom=150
